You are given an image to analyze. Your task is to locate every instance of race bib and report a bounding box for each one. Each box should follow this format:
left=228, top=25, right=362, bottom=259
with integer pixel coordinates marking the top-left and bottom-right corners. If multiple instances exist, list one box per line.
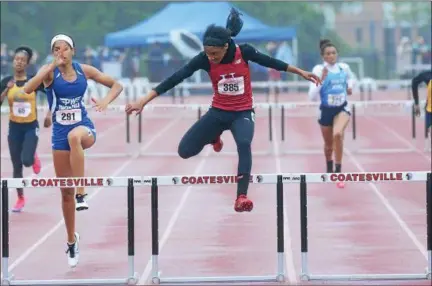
left=56, top=109, right=82, bottom=125
left=217, top=76, right=245, bottom=96
left=327, top=93, right=345, bottom=106
left=12, top=102, right=31, bottom=117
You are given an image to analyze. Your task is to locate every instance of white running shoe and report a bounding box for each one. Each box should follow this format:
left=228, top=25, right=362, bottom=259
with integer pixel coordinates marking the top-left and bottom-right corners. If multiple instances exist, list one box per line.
left=75, top=194, right=89, bottom=211
left=66, top=232, right=80, bottom=268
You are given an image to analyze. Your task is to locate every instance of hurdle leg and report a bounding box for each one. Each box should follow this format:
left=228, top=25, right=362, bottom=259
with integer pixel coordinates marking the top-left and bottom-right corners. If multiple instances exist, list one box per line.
left=276, top=175, right=285, bottom=282
left=126, top=113, right=131, bottom=155
left=427, top=173, right=432, bottom=279
left=127, top=178, right=139, bottom=284
left=268, top=105, right=274, bottom=155
left=1, top=180, right=13, bottom=286
left=299, top=175, right=310, bottom=281
left=151, top=178, right=160, bottom=284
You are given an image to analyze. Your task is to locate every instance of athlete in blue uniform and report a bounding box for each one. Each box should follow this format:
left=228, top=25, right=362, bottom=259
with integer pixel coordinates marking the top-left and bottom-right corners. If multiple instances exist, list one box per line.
left=24, top=34, right=123, bottom=267
left=308, top=39, right=355, bottom=188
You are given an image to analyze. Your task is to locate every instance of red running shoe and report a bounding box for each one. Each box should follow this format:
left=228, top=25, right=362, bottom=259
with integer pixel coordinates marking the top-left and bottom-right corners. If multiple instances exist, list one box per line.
left=12, top=196, right=26, bottom=212
left=212, top=136, right=223, bottom=152
left=32, top=152, right=41, bottom=174
left=234, top=195, right=253, bottom=212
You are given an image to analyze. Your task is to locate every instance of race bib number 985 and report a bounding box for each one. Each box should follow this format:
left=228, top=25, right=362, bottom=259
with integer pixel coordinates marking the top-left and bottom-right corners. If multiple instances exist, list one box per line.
left=12, top=102, right=31, bottom=117
left=56, top=109, right=82, bottom=125
left=217, top=76, right=245, bottom=96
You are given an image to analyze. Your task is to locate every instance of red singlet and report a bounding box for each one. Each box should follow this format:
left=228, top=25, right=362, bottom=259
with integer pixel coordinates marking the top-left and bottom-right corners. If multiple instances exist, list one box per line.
left=209, top=45, right=253, bottom=111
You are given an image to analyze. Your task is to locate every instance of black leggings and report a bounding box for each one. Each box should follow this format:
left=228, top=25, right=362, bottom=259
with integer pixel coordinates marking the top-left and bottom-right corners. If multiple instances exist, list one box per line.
left=178, top=107, right=255, bottom=175
left=8, top=120, right=39, bottom=195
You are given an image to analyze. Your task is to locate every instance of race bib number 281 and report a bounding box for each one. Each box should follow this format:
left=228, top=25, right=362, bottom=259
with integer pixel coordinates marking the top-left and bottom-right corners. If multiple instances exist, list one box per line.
left=56, top=109, right=82, bottom=125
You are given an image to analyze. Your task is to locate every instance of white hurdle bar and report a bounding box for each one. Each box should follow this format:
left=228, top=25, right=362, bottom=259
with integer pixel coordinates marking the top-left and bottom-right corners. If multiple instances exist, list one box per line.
left=299, top=171, right=432, bottom=281
left=1, top=171, right=430, bottom=284
left=147, top=174, right=287, bottom=284
left=1, top=176, right=140, bottom=286
left=279, top=100, right=428, bottom=155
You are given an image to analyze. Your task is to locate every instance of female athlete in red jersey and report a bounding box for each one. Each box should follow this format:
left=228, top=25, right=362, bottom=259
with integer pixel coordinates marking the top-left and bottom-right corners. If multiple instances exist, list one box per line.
left=126, top=9, right=320, bottom=212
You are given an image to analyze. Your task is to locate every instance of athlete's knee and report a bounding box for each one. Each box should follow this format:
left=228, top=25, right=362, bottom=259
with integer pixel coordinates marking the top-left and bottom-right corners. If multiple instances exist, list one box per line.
left=61, top=188, right=75, bottom=202
left=177, top=143, right=192, bottom=159
left=333, top=130, right=343, bottom=141
left=22, top=156, right=34, bottom=167
left=236, top=138, right=252, bottom=151
left=67, top=131, right=81, bottom=146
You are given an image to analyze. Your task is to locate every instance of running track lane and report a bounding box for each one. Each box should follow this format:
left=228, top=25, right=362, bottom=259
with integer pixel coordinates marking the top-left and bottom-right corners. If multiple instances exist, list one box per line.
left=4, top=115, right=132, bottom=264
left=137, top=109, right=285, bottom=284
left=4, top=105, right=431, bottom=284
left=5, top=116, right=185, bottom=280
left=280, top=117, right=430, bottom=285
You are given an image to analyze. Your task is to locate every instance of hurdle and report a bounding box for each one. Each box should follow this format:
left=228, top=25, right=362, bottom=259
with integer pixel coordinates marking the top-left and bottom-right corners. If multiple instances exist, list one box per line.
left=136, top=103, right=275, bottom=157
left=148, top=174, right=287, bottom=284
left=299, top=171, right=431, bottom=281
left=1, top=177, right=140, bottom=285
left=279, top=100, right=423, bottom=155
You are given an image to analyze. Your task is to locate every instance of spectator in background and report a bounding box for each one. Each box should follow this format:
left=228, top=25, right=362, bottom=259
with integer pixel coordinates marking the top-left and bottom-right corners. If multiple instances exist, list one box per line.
left=396, top=37, right=412, bottom=79
left=147, top=42, right=164, bottom=83
left=1, top=43, right=11, bottom=78
left=412, top=36, right=430, bottom=65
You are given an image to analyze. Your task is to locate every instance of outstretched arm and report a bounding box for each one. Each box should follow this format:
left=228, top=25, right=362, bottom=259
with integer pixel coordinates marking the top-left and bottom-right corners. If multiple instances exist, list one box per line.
left=138, top=53, right=206, bottom=107
left=82, top=64, right=123, bottom=105
left=241, top=44, right=320, bottom=85
left=23, top=63, right=55, bottom=93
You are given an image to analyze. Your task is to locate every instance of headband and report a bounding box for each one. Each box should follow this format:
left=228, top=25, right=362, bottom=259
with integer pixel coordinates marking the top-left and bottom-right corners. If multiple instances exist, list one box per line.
left=50, top=34, right=74, bottom=50
left=203, top=36, right=228, bottom=47
left=15, top=49, right=29, bottom=56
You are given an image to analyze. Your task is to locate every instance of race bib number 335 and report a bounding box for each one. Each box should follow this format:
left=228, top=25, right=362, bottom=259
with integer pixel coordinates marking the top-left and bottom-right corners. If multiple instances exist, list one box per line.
left=217, top=76, right=245, bottom=96
left=56, top=109, right=82, bottom=125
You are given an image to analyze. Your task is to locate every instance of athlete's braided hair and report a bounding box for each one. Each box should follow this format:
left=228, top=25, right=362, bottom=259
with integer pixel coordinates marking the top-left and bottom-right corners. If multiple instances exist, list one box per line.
left=203, top=8, right=244, bottom=47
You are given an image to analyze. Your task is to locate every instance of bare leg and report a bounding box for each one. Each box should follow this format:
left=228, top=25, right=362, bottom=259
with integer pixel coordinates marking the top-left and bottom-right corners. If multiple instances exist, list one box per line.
left=67, top=126, right=95, bottom=196
left=320, top=126, right=334, bottom=172
left=53, top=150, right=75, bottom=243
left=333, top=112, right=351, bottom=171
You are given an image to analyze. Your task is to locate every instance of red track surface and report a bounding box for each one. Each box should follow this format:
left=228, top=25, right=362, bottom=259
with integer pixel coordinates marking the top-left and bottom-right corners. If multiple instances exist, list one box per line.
left=1, top=90, right=430, bottom=285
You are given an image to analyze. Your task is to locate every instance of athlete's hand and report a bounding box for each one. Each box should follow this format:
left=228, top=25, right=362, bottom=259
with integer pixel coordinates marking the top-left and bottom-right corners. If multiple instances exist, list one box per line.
left=125, top=100, right=145, bottom=116
left=301, top=71, right=321, bottom=86
left=414, top=104, right=421, bottom=117
left=347, top=87, right=353, bottom=95
left=91, top=97, right=109, bottom=112
left=43, top=115, right=52, bottom=128
left=6, top=79, right=15, bottom=89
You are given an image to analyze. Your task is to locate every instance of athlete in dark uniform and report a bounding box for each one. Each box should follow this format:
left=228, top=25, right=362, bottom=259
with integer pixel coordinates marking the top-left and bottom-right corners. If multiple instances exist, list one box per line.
left=126, top=9, right=320, bottom=212
left=411, top=70, right=432, bottom=133
left=0, top=46, right=44, bottom=212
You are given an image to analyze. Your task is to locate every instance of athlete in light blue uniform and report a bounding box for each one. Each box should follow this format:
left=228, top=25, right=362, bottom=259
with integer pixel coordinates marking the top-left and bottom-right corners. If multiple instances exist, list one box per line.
left=308, top=39, right=355, bottom=188
left=24, top=34, right=123, bottom=268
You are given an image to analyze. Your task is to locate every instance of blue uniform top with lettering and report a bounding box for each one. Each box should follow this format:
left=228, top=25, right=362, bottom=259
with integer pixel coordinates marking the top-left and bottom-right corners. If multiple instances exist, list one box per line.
left=319, top=65, right=348, bottom=108
left=46, top=62, right=96, bottom=150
